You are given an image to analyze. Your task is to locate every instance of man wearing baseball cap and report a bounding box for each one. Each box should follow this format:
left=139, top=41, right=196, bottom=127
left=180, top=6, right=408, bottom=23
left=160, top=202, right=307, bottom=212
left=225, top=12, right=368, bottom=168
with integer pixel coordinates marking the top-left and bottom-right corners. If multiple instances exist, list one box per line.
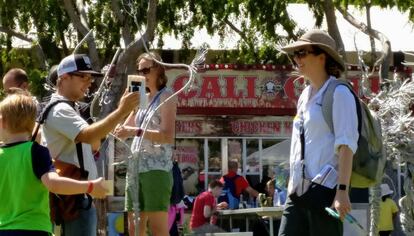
left=41, top=54, right=139, bottom=236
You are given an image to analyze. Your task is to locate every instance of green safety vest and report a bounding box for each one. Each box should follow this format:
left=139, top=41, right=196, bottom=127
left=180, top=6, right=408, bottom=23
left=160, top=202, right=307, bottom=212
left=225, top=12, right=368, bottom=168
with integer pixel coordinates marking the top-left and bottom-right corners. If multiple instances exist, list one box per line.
left=0, top=141, right=51, bottom=233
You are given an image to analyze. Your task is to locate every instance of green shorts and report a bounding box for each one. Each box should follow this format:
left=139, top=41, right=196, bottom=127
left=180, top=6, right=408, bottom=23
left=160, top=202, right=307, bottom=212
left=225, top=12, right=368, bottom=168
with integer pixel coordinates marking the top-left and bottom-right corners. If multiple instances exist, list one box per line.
left=125, top=170, right=172, bottom=212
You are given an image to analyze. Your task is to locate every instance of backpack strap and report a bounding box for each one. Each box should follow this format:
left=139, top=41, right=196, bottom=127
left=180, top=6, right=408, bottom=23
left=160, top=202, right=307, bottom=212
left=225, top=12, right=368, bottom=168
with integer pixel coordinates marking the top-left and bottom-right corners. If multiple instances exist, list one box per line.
left=32, top=100, right=88, bottom=180
left=32, top=100, right=75, bottom=141
left=321, top=79, right=362, bottom=135
left=223, top=175, right=240, bottom=196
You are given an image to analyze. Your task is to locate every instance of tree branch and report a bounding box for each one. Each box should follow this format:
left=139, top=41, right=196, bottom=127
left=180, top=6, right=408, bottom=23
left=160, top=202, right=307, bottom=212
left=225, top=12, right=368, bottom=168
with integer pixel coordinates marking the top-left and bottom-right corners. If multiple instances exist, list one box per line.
left=223, top=18, right=256, bottom=58
left=0, top=26, right=34, bottom=42
left=111, top=0, right=133, bottom=45
left=62, top=0, right=101, bottom=69
left=0, top=25, right=48, bottom=69
left=336, top=5, right=392, bottom=83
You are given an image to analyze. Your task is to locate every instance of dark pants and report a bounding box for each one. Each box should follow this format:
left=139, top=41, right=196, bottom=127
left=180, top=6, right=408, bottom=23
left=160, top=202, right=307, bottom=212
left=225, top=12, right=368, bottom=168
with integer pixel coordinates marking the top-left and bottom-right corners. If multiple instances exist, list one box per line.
left=379, top=231, right=392, bottom=236
left=278, top=199, right=343, bottom=236
left=0, top=231, right=51, bottom=236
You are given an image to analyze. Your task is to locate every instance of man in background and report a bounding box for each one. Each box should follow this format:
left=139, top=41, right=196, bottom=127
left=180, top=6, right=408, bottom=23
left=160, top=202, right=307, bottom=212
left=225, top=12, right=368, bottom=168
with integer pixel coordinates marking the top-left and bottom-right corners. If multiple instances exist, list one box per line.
left=220, top=159, right=259, bottom=206
left=2, top=68, right=30, bottom=93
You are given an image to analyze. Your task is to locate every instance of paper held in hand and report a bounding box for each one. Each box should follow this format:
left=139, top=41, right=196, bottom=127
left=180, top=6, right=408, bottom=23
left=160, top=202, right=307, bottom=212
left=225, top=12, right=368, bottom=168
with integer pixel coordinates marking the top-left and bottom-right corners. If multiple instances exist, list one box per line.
left=311, top=164, right=337, bottom=189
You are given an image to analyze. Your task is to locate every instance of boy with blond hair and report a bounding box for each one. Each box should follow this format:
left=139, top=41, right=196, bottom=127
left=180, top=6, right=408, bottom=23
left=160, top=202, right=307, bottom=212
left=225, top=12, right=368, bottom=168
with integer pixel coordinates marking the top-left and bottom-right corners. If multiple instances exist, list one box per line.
left=0, top=93, right=107, bottom=236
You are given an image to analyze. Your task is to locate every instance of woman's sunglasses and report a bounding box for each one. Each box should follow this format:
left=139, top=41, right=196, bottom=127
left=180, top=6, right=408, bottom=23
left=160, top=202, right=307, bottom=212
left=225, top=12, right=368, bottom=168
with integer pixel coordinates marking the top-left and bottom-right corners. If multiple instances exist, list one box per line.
left=137, top=66, right=154, bottom=75
left=292, top=49, right=316, bottom=59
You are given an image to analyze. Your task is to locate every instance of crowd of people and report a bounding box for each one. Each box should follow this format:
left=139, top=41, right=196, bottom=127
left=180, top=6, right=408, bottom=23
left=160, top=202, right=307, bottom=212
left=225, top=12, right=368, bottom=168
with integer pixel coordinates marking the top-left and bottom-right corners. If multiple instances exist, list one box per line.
left=0, top=28, right=403, bottom=236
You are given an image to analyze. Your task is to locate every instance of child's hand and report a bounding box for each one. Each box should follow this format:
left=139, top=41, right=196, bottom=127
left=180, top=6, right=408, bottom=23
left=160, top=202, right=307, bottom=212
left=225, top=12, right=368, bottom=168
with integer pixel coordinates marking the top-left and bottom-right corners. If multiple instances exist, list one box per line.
left=89, top=177, right=108, bottom=199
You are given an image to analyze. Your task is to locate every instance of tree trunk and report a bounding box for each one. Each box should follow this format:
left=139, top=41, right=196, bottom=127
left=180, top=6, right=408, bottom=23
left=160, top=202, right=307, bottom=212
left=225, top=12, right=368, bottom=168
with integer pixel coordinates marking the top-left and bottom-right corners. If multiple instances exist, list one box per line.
left=322, top=0, right=347, bottom=70
left=99, top=0, right=159, bottom=119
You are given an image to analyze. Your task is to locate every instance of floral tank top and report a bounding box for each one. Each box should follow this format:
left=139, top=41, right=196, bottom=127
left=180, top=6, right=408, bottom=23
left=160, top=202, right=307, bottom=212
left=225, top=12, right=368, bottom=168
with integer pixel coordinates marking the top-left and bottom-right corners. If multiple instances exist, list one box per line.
left=131, top=88, right=173, bottom=173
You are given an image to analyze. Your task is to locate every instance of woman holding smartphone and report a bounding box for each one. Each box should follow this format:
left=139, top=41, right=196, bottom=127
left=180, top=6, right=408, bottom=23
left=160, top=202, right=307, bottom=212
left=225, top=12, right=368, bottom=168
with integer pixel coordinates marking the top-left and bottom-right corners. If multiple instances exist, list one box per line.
left=115, top=52, right=177, bottom=236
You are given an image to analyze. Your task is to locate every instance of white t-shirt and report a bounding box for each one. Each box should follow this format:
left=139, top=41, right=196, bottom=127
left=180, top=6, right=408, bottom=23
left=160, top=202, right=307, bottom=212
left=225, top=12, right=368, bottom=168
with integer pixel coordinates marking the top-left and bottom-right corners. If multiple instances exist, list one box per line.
left=41, top=93, right=97, bottom=180
left=288, top=77, right=359, bottom=194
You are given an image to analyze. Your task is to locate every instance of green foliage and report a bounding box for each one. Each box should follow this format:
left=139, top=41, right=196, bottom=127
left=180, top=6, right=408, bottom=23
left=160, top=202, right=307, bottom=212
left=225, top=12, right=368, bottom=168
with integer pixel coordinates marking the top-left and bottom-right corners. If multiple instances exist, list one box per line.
left=1, top=0, right=414, bottom=89
left=0, top=48, right=47, bottom=98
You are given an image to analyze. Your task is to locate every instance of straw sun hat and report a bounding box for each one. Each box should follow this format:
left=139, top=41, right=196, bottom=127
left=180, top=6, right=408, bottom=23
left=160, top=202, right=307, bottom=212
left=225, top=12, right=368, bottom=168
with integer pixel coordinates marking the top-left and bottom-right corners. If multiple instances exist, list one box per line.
left=281, top=29, right=345, bottom=71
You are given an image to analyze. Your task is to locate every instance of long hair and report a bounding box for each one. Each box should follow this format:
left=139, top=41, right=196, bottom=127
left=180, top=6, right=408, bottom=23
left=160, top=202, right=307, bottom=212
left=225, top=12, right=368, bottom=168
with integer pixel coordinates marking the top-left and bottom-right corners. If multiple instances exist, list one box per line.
left=136, top=52, right=167, bottom=90
left=312, top=46, right=343, bottom=78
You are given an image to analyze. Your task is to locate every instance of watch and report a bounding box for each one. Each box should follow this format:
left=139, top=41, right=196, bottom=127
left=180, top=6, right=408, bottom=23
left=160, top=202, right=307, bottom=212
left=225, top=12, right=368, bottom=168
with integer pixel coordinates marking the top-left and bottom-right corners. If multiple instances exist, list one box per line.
left=337, top=184, right=348, bottom=191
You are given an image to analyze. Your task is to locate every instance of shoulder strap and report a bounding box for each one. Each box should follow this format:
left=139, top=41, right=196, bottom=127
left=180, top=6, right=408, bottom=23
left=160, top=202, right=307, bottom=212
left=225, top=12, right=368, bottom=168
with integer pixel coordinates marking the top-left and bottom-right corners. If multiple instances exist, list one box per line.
left=32, top=100, right=75, bottom=142
left=321, top=79, right=362, bottom=135
left=32, top=100, right=88, bottom=179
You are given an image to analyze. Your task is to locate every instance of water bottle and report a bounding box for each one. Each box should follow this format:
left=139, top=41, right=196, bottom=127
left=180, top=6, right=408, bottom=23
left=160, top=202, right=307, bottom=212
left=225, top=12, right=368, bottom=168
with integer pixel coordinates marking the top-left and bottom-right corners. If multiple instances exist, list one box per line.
left=273, top=190, right=279, bottom=207
left=239, top=195, right=244, bottom=209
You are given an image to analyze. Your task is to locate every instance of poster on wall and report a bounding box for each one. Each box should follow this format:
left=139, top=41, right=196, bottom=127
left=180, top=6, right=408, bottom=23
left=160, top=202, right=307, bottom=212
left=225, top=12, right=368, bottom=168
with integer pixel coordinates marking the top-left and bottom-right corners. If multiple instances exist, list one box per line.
left=173, top=139, right=202, bottom=195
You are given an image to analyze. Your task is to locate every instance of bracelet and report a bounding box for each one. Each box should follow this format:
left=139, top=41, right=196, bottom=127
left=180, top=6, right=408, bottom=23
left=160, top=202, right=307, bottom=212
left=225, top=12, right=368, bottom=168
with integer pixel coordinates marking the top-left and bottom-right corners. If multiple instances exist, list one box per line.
left=87, top=181, right=94, bottom=194
left=136, top=128, right=143, bottom=137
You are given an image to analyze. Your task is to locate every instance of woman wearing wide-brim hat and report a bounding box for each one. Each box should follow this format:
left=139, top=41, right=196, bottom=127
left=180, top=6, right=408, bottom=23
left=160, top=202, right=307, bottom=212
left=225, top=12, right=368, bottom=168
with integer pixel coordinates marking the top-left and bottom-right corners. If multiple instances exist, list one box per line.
left=278, top=29, right=359, bottom=236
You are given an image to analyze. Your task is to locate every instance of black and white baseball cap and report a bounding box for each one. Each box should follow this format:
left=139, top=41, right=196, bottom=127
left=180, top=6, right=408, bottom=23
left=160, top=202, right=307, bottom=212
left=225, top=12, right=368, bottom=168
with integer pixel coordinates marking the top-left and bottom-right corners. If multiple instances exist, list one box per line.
left=57, top=54, right=103, bottom=77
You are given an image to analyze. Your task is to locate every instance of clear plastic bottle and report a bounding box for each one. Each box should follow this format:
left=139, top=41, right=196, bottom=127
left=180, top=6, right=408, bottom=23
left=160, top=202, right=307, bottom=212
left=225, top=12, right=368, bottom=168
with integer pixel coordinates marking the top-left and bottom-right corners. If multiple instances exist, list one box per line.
left=273, top=190, right=279, bottom=207
left=239, top=195, right=244, bottom=209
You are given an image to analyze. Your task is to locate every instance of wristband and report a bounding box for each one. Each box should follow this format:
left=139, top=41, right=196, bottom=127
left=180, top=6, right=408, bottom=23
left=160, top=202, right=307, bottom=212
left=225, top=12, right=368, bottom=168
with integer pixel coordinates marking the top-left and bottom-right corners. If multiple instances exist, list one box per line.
left=87, top=181, right=94, bottom=194
left=136, top=128, right=143, bottom=137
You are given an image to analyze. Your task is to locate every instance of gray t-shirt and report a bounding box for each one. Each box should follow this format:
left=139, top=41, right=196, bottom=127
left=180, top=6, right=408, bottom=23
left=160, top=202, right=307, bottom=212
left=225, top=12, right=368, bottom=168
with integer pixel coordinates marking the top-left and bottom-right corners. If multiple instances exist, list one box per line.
left=41, top=93, right=97, bottom=179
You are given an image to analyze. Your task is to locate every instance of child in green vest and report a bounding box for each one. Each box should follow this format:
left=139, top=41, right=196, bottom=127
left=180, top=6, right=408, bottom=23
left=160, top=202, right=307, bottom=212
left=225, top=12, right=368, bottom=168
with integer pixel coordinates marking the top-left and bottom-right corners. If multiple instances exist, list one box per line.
left=0, top=93, right=108, bottom=236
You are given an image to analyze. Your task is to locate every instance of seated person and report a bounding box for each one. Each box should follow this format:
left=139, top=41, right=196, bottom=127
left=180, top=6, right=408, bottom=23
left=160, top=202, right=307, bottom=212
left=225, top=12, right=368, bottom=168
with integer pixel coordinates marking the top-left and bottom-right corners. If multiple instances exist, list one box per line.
left=219, top=159, right=259, bottom=209
left=259, top=179, right=276, bottom=207
left=190, top=180, right=228, bottom=234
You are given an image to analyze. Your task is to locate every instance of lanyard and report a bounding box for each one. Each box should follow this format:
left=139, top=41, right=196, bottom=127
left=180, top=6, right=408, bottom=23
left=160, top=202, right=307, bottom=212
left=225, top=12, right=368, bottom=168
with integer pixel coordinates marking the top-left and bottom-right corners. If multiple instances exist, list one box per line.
left=137, top=88, right=165, bottom=127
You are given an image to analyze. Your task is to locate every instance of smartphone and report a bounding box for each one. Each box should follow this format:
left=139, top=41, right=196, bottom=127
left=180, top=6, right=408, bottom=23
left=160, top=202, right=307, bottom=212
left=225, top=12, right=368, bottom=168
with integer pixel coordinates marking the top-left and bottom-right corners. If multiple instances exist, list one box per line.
left=127, top=75, right=145, bottom=92
left=127, top=74, right=148, bottom=108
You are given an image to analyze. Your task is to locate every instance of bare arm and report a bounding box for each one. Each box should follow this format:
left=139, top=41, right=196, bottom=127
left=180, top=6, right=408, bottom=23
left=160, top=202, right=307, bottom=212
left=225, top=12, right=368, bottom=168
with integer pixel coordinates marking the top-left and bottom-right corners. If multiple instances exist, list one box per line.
left=203, top=205, right=213, bottom=218
left=245, top=186, right=259, bottom=198
left=41, top=172, right=107, bottom=198
left=75, top=90, right=139, bottom=144
left=333, top=145, right=353, bottom=219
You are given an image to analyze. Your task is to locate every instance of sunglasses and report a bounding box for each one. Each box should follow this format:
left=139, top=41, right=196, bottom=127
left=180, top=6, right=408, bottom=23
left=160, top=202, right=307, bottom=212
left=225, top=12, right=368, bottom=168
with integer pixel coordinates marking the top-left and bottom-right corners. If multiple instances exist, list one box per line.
left=292, top=49, right=316, bottom=59
left=137, top=66, right=154, bottom=75
left=69, top=73, right=95, bottom=83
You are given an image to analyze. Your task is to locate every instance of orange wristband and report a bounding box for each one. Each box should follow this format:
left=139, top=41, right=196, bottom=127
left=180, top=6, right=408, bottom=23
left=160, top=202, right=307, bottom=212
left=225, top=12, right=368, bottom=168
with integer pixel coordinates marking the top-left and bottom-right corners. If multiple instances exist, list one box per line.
left=87, top=181, right=94, bottom=194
